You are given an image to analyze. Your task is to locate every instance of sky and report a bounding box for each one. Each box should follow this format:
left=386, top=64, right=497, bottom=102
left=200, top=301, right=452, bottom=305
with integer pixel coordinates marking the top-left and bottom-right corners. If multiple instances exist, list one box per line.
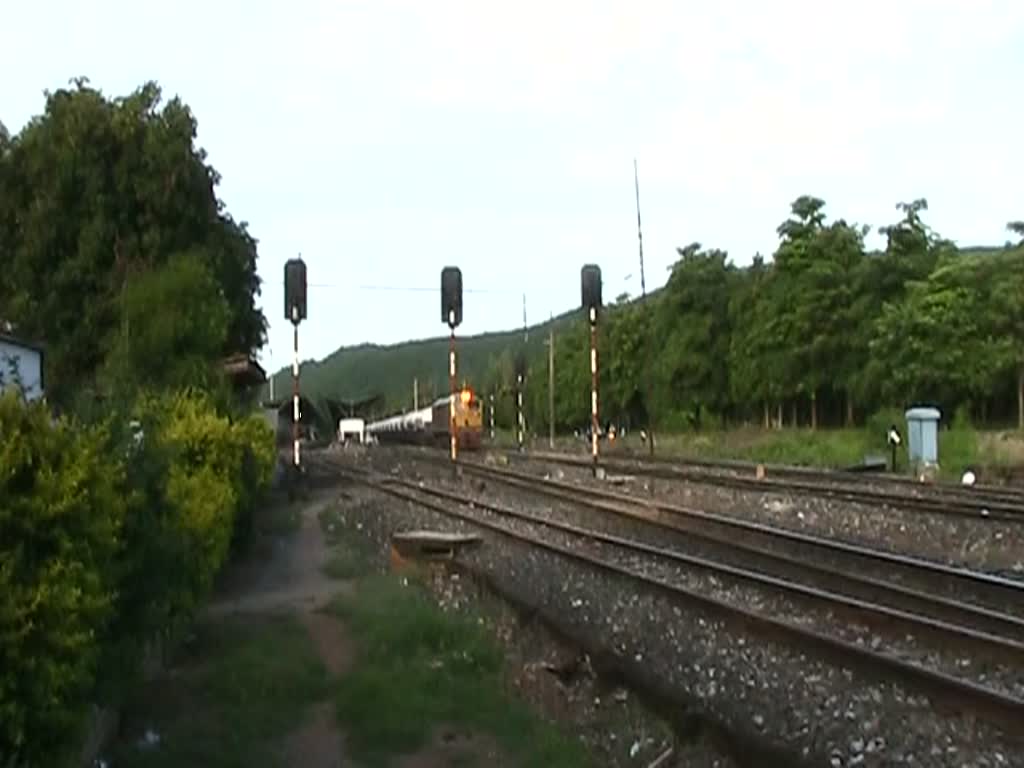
left=2, top=1, right=1022, bottom=375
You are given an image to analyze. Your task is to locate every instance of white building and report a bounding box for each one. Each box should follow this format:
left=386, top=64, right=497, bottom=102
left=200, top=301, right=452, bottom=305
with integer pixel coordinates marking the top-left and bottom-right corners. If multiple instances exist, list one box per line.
left=0, top=332, right=45, bottom=402
left=338, top=417, right=365, bottom=444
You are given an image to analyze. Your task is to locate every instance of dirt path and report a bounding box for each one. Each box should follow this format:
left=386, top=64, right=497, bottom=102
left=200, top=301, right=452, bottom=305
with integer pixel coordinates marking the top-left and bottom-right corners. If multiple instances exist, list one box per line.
left=205, top=486, right=538, bottom=768
left=207, top=490, right=353, bottom=767
left=209, top=491, right=351, bottom=618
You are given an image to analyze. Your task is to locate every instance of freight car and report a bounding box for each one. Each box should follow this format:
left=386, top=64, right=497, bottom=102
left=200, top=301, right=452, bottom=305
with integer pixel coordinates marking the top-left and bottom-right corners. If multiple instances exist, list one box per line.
left=365, top=388, right=483, bottom=450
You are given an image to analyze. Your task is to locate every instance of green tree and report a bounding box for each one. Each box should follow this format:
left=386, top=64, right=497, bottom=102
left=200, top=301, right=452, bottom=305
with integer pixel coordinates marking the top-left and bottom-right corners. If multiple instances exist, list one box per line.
left=991, top=249, right=1024, bottom=428
left=873, top=199, right=943, bottom=300
left=654, top=243, right=734, bottom=428
left=770, top=197, right=866, bottom=428
left=603, top=298, right=654, bottom=428
left=101, top=251, right=231, bottom=397
left=728, top=254, right=779, bottom=426
left=0, top=80, right=267, bottom=407
left=871, top=254, right=1008, bottom=409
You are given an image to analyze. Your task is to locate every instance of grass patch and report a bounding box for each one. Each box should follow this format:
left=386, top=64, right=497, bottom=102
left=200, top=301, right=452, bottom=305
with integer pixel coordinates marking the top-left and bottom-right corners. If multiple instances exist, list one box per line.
left=328, top=575, right=591, bottom=767
left=575, top=423, right=1007, bottom=480
left=318, top=505, right=377, bottom=578
left=109, top=615, right=329, bottom=767
left=322, top=542, right=367, bottom=580
left=663, top=427, right=869, bottom=468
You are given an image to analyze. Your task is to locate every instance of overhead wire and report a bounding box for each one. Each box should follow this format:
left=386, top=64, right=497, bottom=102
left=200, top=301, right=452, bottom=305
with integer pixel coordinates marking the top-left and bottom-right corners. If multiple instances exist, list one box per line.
left=266, top=280, right=520, bottom=294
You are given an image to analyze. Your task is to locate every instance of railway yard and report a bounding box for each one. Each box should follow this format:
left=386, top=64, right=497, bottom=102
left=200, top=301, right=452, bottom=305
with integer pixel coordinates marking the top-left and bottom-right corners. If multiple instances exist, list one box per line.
left=306, top=440, right=1024, bottom=768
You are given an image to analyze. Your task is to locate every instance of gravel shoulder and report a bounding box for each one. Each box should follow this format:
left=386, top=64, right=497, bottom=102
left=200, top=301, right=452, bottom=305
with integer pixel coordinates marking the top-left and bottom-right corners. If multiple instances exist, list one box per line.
left=326, top=446, right=1024, bottom=768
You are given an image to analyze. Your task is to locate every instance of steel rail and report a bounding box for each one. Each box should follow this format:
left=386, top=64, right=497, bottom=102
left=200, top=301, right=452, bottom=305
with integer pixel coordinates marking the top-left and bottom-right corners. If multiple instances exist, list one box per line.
left=336, top=463, right=1024, bottom=735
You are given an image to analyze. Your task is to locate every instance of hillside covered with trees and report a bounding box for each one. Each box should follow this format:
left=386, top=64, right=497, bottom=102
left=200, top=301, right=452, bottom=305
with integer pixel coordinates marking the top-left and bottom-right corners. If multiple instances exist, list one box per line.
left=289, top=197, right=1024, bottom=435
left=267, top=310, right=579, bottom=416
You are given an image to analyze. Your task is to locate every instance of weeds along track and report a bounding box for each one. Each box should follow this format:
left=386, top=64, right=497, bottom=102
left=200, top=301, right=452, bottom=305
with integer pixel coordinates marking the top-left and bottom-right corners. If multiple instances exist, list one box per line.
left=520, top=450, right=1024, bottom=523
left=321, top=453, right=1024, bottom=735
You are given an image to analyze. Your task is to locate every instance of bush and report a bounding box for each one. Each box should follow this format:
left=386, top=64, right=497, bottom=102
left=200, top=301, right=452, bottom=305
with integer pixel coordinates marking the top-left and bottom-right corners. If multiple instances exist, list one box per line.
left=95, top=391, right=239, bottom=691
left=93, top=407, right=193, bottom=703
left=0, top=390, right=126, bottom=766
left=1, top=386, right=277, bottom=763
left=228, top=413, right=277, bottom=554
left=128, top=390, right=264, bottom=619
left=866, top=406, right=905, bottom=445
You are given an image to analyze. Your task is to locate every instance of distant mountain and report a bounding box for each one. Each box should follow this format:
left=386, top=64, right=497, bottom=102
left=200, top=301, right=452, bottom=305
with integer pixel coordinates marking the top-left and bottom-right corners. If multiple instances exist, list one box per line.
left=264, top=304, right=589, bottom=417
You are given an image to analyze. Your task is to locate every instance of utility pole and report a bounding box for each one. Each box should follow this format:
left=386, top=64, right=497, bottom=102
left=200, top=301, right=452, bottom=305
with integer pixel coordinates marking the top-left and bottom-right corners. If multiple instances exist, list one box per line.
left=413, top=377, right=419, bottom=410
left=634, top=158, right=647, bottom=298
left=545, top=315, right=555, bottom=448
left=635, top=158, right=655, bottom=457
left=488, top=392, right=495, bottom=440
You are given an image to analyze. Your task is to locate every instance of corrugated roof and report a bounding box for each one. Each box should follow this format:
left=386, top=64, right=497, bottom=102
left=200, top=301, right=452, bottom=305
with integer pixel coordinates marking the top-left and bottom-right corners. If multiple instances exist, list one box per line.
left=0, top=332, right=44, bottom=354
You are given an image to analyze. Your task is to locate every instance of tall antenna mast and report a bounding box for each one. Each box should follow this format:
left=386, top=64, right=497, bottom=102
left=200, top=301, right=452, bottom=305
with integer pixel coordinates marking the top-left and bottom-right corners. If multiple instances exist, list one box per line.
left=634, top=158, right=646, bottom=297
left=635, top=157, right=655, bottom=458
left=522, top=293, right=528, bottom=342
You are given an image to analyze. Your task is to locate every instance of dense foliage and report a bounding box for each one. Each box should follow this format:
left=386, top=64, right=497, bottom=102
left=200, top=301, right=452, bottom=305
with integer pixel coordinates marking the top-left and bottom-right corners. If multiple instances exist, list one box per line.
left=266, top=314, right=579, bottom=420
left=0, top=393, right=125, bottom=763
left=496, top=199, right=1024, bottom=434
left=0, top=81, right=277, bottom=765
left=0, top=78, right=267, bottom=408
left=0, top=389, right=276, bottom=765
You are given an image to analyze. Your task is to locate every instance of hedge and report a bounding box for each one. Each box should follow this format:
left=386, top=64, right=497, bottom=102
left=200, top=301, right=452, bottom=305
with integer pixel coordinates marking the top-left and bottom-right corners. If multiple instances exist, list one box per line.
left=0, top=391, right=126, bottom=765
left=0, top=388, right=276, bottom=766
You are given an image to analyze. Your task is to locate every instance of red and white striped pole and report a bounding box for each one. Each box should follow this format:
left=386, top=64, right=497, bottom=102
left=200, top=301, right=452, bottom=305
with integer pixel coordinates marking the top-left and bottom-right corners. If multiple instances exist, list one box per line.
left=284, top=256, right=307, bottom=493
left=589, top=306, right=599, bottom=476
left=516, top=375, right=525, bottom=451
left=293, top=307, right=301, bottom=470
left=449, top=314, right=457, bottom=465
left=581, top=264, right=602, bottom=478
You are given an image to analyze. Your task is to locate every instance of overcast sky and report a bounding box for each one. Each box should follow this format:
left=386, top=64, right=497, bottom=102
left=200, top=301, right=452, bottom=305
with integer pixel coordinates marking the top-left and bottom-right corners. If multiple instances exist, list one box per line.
left=3, top=1, right=1022, bottom=374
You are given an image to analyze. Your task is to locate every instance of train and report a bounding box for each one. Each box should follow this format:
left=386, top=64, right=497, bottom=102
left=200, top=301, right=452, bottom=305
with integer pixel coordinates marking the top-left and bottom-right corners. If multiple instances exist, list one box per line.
left=364, top=387, right=483, bottom=450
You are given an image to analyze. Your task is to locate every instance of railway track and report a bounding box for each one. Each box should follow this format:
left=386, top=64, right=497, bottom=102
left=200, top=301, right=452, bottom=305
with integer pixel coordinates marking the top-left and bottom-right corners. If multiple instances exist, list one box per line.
left=517, top=450, right=1024, bottom=523
left=324, top=455, right=1024, bottom=734
left=603, top=447, right=1024, bottom=502
left=436, top=454, right=1024, bottom=609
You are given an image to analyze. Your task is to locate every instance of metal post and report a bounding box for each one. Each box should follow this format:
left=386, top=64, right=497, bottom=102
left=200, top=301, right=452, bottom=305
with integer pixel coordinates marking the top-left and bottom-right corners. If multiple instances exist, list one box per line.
left=589, top=307, right=599, bottom=476
left=548, top=324, right=555, bottom=449
left=489, top=393, right=495, bottom=440
left=292, top=310, right=300, bottom=471
left=516, top=374, right=525, bottom=451
left=283, top=255, right=306, bottom=496
left=634, top=159, right=655, bottom=458
left=449, top=317, right=457, bottom=465
left=634, top=158, right=646, bottom=298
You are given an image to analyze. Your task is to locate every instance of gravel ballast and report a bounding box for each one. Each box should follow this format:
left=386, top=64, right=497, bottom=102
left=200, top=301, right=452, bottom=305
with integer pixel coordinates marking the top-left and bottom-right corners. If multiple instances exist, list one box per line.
left=320, top=448, right=1023, bottom=767
left=329, top=480, right=738, bottom=766
left=496, top=451, right=1024, bottom=577
left=406, top=467, right=1024, bottom=701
